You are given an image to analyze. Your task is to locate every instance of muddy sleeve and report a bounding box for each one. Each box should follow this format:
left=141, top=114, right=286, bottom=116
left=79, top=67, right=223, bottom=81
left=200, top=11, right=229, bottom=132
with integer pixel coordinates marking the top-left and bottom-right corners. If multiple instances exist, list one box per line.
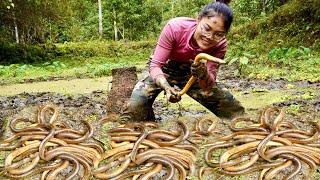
left=149, top=22, right=175, bottom=82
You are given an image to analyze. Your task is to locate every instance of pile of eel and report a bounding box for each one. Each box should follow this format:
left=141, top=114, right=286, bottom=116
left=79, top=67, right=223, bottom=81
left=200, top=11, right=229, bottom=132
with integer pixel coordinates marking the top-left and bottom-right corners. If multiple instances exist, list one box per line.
left=0, top=104, right=198, bottom=179
left=93, top=120, right=198, bottom=179
left=203, top=107, right=320, bottom=179
left=3, top=103, right=316, bottom=179
left=0, top=104, right=104, bottom=179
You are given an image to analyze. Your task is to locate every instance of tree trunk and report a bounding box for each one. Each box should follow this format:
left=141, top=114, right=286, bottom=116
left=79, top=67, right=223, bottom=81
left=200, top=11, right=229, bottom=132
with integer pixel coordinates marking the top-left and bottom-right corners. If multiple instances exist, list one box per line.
left=171, top=1, right=175, bottom=18
left=98, top=0, right=103, bottom=38
left=262, top=0, right=267, bottom=14
left=14, top=22, right=19, bottom=43
left=117, top=25, right=124, bottom=39
left=114, top=20, right=118, bottom=41
left=113, top=8, right=118, bottom=41
left=13, top=11, right=19, bottom=43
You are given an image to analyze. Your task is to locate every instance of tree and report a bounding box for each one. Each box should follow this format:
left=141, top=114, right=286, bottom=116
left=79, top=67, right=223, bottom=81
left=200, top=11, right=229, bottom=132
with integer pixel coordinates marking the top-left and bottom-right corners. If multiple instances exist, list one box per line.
left=105, top=0, right=164, bottom=40
left=98, top=0, right=103, bottom=38
left=0, top=0, right=74, bottom=44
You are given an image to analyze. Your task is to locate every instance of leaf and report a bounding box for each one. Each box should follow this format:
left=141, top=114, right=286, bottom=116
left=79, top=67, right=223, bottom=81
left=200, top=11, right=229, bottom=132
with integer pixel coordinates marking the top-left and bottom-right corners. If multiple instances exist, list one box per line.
left=60, top=63, right=66, bottom=68
left=243, top=52, right=255, bottom=58
left=239, top=57, right=249, bottom=65
left=43, top=62, right=50, bottom=66
left=233, top=69, right=240, bottom=76
left=53, top=61, right=60, bottom=67
left=301, top=46, right=311, bottom=54
left=228, top=58, right=238, bottom=65
left=20, top=64, right=27, bottom=70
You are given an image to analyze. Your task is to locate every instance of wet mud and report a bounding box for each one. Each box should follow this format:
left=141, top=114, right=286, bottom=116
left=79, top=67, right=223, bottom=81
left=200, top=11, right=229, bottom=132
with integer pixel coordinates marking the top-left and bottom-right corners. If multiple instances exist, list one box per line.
left=0, top=65, right=319, bottom=179
left=1, top=67, right=318, bottom=136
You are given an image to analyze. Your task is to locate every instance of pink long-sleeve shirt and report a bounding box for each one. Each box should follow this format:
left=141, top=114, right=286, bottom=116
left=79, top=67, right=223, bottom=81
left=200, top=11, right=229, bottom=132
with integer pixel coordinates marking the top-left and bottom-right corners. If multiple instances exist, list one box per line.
left=149, top=17, right=227, bottom=88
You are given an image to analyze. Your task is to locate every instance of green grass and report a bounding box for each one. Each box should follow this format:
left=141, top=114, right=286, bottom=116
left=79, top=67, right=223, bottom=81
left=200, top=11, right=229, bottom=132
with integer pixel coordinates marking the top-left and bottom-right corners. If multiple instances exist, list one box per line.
left=240, top=57, right=320, bottom=82
left=1, top=0, right=319, bottom=85
left=0, top=49, right=150, bottom=85
left=1, top=41, right=319, bottom=85
left=0, top=40, right=155, bottom=85
left=238, top=50, right=320, bottom=82
left=225, top=0, right=320, bottom=83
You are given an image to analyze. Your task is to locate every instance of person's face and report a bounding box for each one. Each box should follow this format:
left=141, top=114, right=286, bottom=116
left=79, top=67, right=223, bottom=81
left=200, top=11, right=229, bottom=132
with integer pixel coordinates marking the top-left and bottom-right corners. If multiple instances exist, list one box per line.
left=193, top=16, right=226, bottom=51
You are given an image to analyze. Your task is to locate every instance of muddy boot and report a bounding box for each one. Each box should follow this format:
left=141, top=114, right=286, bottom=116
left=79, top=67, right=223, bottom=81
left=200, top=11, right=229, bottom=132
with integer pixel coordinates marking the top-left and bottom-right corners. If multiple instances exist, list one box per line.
left=119, top=72, right=162, bottom=123
left=211, top=97, right=245, bottom=120
left=119, top=97, right=156, bottom=123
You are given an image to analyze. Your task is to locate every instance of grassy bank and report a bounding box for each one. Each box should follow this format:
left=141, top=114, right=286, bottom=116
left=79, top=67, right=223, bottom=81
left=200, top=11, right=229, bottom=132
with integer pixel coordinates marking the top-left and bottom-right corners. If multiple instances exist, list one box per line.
left=1, top=41, right=319, bottom=85
left=0, top=40, right=155, bottom=85
left=226, top=0, right=320, bottom=82
left=0, top=0, right=319, bottom=85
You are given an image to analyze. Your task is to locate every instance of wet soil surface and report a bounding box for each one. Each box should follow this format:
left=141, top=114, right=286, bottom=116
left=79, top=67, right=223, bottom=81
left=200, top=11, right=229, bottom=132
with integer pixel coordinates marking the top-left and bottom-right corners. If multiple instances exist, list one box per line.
left=107, top=67, right=137, bottom=114
left=1, top=64, right=319, bottom=136
left=0, top=91, right=108, bottom=137
left=0, top=65, right=319, bottom=179
left=0, top=91, right=210, bottom=136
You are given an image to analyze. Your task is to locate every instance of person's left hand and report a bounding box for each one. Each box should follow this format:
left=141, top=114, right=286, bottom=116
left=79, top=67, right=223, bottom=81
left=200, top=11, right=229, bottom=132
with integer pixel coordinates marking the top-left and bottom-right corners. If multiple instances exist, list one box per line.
left=190, top=62, right=207, bottom=79
left=166, top=85, right=181, bottom=103
left=156, top=77, right=181, bottom=103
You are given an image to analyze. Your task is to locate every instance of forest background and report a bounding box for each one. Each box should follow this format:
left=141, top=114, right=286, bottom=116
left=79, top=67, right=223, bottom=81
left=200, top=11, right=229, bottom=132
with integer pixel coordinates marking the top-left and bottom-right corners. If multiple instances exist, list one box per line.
left=0, top=0, right=319, bottom=85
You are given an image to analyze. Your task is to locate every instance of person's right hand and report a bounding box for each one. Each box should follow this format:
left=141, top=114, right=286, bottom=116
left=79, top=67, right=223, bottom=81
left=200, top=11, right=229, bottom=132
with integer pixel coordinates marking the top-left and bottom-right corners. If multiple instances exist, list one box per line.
left=190, top=61, right=207, bottom=79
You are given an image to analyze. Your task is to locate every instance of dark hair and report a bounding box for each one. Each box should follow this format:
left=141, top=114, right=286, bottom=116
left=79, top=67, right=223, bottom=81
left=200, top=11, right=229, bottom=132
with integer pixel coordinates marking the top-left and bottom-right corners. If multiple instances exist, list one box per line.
left=216, top=0, right=231, bottom=4
left=198, top=0, right=233, bottom=32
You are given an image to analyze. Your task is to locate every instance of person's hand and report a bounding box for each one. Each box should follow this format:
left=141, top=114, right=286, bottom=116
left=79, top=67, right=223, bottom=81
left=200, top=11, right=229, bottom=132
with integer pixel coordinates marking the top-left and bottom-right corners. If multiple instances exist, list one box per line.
left=156, top=77, right=181, bottom=103
left=164, top=85, right=181, bottom=103
left=190, top=61, right=207, bottom=79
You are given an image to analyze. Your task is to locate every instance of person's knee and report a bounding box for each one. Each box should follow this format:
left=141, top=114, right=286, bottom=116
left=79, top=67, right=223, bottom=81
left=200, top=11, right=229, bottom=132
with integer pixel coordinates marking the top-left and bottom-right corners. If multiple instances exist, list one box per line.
left=217, top=104, right=245, bottom=120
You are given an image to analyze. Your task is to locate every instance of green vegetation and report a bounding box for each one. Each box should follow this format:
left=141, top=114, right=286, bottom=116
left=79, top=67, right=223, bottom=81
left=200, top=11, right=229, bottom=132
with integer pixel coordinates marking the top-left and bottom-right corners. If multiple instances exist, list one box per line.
left=0, top=0, right=319, bottom=85
left=0, top=2, right=319, bottom=179
left=0, top=40, right=154, bottom=85
left=96, top=122, right=114, bottom=151
left=226, top=0, right=320, bottom=82
left=240, top=49, right=320, bottom=82
left=287, top=104, right=302, bottom=114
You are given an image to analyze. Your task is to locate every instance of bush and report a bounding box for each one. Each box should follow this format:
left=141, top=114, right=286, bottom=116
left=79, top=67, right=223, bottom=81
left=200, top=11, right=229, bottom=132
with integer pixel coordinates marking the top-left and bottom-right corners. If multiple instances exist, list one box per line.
left=0, top=40, right=156, bottom=65
left=55, top=40, right=156, bottom=58
left=0, top=43, right=59, bottom=64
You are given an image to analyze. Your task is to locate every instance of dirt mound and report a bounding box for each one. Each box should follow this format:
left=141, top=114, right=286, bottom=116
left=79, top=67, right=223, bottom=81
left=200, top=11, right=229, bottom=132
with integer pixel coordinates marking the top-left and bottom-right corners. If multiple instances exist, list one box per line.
left=106, top=67, right=137, bottom=114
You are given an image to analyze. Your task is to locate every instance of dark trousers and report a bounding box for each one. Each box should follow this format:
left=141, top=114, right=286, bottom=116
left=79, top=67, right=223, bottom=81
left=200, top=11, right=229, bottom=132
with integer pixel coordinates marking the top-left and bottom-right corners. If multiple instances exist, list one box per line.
left=120, top=60, right=245, bottom=121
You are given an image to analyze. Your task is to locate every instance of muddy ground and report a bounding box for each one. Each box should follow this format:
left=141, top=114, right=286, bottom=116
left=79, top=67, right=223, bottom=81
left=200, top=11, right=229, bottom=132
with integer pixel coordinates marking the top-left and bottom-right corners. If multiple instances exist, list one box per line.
left=0, top=65, right=319, bottom=179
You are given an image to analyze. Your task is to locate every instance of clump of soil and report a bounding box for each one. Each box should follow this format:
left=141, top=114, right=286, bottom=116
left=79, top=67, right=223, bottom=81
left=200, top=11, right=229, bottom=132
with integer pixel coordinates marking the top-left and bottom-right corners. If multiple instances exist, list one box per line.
left=106, top=67, right=137, bottom=114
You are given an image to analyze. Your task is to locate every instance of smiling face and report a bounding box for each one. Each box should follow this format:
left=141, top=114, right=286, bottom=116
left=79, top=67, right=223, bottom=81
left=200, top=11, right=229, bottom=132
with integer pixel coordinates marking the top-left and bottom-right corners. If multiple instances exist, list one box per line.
left=192, top=16, right=226, bottom=51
